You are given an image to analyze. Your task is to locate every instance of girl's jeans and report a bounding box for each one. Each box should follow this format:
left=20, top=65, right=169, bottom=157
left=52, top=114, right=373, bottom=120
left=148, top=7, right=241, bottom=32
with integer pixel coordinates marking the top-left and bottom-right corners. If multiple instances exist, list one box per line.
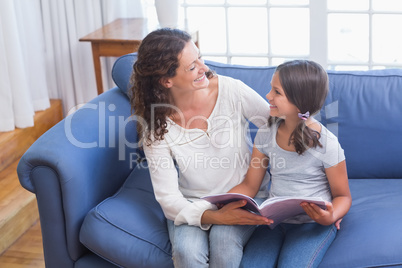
left=240, top=222, right=337, bottom=268
left=167, top=220, right=256, bottom=268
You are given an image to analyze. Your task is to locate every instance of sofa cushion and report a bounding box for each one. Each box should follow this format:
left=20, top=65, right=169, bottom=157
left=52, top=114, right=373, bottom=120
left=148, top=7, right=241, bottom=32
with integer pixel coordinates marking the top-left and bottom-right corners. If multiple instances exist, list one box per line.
left=244, top=178, right=402, bottom=268
left=206, top=60, right=276, bottom=98
left=111, top=53, right=137, bottom=96
left=75, top=253, right=119, bottom=268
left=321, top=178, right=402, bottom=267
left=79, top=163, right=173, bottom=268
left=324, top=70, right=402, bottom=179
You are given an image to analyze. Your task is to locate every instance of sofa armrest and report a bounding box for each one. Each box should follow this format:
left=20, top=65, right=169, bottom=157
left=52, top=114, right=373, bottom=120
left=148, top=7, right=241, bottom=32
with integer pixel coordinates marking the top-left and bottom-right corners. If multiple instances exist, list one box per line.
left=17, top=88, right=138, bottom=267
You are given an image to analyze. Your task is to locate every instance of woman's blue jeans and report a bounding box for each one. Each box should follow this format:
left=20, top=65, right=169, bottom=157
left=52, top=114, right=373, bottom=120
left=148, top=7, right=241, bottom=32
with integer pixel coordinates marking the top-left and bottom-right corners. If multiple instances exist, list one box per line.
left=240, top=223, right=337, bottom=268
left=167, top=220, right=257, bottom=268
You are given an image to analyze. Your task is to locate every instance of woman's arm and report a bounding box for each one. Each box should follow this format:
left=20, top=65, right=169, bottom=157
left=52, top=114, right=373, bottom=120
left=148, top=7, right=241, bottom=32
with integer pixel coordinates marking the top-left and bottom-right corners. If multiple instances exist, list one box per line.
left=201, top=145, right=272, bottom=226
left=146, top=141, right=271, bottom=228
left=144, top=142, right=191, bottom=221
left=301, top=160, right=352, bottom=226
left=236, top=79, right=271, bottom=128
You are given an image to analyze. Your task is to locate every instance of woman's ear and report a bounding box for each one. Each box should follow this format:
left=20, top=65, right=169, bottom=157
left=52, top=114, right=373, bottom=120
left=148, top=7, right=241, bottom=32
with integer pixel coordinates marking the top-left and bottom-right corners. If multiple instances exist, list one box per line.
left=159, top=77, right=173, bottom=88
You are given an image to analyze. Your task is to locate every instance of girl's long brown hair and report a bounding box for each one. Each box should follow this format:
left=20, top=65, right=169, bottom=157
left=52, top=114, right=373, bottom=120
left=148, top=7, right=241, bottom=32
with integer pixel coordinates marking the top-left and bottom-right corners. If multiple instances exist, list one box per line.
left=270, top=60, right=329, bottom=155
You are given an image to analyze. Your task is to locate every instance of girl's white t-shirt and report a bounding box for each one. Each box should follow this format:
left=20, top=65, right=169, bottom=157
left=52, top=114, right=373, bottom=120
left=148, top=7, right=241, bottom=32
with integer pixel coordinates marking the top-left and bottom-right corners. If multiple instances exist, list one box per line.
left=254, top=121, right=346, bottom=224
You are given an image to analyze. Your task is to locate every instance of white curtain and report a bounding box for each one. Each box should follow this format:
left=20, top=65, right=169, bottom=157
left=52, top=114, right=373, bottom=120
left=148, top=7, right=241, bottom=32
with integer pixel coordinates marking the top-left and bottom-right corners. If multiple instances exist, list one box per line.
left=0, top=0, right=48, bottom=131
left=0, top=0, right=144, bottom=132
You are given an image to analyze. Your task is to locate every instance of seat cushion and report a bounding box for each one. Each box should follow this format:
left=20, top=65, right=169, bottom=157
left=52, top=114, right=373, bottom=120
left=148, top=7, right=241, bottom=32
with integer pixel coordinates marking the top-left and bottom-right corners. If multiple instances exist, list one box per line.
left=243, top=179, right=402, bottom=268
left=79, top=163, right=173, bottom=268
left=319, top=178, right=402, bottom=267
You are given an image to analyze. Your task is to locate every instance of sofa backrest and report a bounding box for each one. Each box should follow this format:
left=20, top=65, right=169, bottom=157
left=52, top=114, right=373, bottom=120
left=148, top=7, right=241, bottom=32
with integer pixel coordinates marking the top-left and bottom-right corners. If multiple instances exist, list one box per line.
left=324, top=70, right=402, bottom=179
left=112, top=53, right=402, bottom=179
left=112, top=53, right=137, bottom=95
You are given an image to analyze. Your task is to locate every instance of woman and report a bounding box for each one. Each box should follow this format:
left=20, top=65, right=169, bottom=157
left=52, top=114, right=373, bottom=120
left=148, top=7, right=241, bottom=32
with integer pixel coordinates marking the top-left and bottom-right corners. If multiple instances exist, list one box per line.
left=130, top=28, right=271, bottom=267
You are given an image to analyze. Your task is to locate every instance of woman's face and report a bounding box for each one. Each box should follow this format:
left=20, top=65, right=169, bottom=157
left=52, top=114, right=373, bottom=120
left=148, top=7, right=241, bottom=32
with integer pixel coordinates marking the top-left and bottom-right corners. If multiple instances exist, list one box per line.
left=164, top=41, right=210, bottom=93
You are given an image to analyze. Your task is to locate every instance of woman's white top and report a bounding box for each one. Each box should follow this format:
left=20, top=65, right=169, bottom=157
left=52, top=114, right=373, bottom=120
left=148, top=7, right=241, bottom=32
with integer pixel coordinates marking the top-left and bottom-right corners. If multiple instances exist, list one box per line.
left=143, top=75, right=270, bottom=229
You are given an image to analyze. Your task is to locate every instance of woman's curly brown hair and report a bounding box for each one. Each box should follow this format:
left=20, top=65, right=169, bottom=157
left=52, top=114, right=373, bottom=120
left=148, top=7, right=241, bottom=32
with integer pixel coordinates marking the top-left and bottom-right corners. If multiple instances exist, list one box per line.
left=129, top=28, right=214, bottom=146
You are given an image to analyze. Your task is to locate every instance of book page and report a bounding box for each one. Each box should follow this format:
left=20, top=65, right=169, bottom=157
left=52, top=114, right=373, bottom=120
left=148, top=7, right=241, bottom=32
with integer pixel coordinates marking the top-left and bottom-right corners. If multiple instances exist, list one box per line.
left=201, top=193, right=260, bottom=213
left=259, top=196, right=326, bottom=228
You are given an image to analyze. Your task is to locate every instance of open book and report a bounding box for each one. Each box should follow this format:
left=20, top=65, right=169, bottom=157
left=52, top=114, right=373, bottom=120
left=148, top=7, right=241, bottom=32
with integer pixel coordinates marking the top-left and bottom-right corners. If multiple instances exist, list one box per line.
left=201, top=193, right=327, bottom=229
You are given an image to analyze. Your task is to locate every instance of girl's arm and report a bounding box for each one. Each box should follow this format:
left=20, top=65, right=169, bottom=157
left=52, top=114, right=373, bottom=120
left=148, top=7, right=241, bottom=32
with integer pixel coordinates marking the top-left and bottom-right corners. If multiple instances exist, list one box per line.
left=201, top=145, right=271, bottom=226
left=229, top=145, right=269, bottom=197
left=301, top=160, right=352, bottom=227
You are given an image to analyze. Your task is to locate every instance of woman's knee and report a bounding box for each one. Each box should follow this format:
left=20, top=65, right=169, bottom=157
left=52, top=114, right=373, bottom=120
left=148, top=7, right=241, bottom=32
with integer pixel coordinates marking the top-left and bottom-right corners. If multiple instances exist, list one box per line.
left=210, top=225, right=256, bottom=248
left=168, top=223, right=209, bottom=267
left=171, top=236, right=209, bottom=266
left=209, top=225, right=256, bottom=268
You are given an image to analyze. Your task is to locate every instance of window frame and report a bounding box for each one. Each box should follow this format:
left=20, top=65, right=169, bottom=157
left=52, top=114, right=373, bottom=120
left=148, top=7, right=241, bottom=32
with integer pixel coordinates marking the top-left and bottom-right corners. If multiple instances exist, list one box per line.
left=182, top=0, right=311, bottom=66
left=144, top=0, right=402, bottom=70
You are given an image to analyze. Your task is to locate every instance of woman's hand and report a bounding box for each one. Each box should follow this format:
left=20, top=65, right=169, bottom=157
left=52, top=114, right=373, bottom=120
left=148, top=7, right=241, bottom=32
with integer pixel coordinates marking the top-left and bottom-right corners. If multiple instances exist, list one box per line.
left=202, top=200, right=273, bottom=226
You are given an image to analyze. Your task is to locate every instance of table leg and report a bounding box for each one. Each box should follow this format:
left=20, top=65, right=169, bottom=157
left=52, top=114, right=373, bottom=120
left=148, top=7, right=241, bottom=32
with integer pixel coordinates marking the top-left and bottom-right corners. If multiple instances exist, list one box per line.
left=91, top=43, right=104, bottom=95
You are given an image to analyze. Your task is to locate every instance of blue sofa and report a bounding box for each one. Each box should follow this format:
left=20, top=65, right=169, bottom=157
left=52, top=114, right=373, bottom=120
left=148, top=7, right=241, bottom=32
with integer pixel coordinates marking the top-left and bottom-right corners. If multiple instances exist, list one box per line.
left=18, top=53, right=402, bottom=268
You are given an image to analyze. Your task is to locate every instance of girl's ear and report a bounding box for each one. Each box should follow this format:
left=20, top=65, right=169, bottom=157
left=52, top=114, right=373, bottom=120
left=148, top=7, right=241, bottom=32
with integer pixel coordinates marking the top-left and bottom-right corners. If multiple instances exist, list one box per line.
left=159, top=77, right=173, bottom=88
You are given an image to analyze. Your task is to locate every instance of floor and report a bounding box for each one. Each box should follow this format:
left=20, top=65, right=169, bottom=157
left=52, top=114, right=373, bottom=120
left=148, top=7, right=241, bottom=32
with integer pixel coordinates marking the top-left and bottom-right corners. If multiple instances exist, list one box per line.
left=0, top=221, right=45, bottom=268
left=0, top=100, right=62, bottom=268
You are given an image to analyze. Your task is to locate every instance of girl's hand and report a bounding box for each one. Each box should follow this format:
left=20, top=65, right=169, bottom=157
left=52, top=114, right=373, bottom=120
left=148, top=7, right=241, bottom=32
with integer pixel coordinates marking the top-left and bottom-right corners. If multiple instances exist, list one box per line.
left=202, top=200, right=273, bottom=226
left=300, top=201, right=336, bottom=226
left=335, top=218, right=343, bottom=230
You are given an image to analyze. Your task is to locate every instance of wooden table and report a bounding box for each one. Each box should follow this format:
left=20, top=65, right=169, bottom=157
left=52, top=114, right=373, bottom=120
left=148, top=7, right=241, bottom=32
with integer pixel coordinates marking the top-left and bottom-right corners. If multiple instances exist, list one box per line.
left=80, top=18, right=199, bottom=95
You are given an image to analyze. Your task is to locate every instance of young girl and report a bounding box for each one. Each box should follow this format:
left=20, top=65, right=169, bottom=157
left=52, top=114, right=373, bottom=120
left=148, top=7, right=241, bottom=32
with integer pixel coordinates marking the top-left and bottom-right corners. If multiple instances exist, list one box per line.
left=229, top=60, right=352, bottom=268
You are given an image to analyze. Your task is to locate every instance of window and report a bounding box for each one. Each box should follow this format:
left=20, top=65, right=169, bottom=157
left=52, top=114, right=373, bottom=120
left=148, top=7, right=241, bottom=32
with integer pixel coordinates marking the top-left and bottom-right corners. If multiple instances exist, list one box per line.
left=327, top=0, right=402, bottom=70
left=182, top=0, right=310, bottom=66
left=143, top=0, right=402, bottom=70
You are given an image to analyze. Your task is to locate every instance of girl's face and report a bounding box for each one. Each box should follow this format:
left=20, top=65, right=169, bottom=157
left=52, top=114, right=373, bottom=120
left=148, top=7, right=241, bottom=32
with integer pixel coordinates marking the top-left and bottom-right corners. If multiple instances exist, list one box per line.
left=266, top=72, right=299, bottom=120
left=164, top=41, right=210, bottom=93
